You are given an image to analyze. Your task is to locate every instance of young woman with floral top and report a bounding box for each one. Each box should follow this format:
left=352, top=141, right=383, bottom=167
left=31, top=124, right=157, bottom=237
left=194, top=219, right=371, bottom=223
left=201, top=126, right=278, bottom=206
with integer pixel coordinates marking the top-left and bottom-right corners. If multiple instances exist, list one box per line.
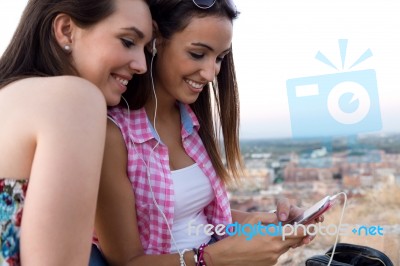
left=0, top=0, right=152, bottom=264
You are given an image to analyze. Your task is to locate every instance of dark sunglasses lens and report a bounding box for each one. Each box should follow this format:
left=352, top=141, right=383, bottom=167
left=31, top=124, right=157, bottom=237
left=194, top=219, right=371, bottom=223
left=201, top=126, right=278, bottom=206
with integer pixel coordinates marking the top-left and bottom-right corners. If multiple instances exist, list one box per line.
left=225, top=0, right=237, bottom=13
left=193, top=0, right=216, bottom=8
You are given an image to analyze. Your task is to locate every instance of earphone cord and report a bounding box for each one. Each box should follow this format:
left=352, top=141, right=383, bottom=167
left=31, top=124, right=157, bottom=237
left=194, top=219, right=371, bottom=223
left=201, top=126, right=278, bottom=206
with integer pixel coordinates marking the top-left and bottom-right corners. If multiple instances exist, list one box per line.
left=326, top=191, right=347, bottom=266
left=120, top=57, right=185, bottom=264
left=150, top=47, right=160, bottom=142
left=148, top=54, right=185, bottom=261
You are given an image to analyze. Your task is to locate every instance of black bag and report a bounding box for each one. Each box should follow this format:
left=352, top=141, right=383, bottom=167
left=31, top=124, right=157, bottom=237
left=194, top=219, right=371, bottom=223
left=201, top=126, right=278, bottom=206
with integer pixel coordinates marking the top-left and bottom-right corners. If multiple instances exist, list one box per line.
left=305, top=243, right=394, bottom=266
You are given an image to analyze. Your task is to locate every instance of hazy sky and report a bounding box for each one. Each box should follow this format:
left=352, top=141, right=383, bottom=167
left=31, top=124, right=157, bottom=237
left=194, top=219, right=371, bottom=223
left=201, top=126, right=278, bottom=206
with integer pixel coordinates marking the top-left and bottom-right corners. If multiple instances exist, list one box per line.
left=1, top=1, right=400, bottom=139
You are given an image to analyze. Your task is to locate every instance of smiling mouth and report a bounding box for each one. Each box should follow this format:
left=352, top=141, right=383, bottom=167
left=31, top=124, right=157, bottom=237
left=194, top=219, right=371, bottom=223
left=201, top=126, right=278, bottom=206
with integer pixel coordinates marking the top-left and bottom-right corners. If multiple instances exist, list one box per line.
left=112, top=74, right=129, bottom=86
left=185, top=79, right=205, bottom=90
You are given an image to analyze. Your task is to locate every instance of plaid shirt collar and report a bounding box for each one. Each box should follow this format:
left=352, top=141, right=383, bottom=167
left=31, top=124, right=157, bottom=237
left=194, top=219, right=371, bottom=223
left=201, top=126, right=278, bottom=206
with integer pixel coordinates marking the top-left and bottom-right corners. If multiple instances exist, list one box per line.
left=129, top=102, right=200, bottom=144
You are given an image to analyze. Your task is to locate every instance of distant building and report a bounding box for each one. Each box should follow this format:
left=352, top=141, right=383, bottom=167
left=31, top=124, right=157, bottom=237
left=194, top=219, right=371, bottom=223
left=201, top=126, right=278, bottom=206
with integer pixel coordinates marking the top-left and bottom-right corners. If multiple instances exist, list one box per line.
left=342, top=173, right=361, bottom=188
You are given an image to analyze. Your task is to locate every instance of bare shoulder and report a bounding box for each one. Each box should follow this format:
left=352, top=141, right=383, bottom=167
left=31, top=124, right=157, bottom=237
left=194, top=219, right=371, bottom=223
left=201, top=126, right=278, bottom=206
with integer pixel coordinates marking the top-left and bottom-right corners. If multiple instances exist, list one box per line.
left=3, top=76, right=105, bottom=106
left=2, top=76, right=105, bottom=114
left=0, top=76, right=107, bottom=177
left=0, top=76, right=106, bottom=133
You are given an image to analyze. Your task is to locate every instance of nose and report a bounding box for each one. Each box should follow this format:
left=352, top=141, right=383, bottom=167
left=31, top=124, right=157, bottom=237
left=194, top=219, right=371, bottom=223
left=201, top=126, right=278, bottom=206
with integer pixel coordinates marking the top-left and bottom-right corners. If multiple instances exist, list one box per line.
left=129, top=50, right=147, bottom=75
left=200, top=59, right=220, bottom=82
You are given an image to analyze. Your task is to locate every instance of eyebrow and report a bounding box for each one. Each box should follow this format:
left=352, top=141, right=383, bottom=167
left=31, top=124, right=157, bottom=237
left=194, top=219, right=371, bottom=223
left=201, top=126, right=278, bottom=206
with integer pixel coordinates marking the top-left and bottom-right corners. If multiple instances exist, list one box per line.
left=122, top=27, right=145, bottom=39
left=191, top=42, right=231, bottom=54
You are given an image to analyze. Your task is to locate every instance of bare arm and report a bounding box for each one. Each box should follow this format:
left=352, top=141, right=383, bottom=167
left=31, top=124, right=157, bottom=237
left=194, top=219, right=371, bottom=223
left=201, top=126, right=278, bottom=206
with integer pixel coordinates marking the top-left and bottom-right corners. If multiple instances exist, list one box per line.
left=95, top=119, right=145, bottom=264
left=95, top=120, right=200, bottom=265
left=20, top=77, right=107, bottom=265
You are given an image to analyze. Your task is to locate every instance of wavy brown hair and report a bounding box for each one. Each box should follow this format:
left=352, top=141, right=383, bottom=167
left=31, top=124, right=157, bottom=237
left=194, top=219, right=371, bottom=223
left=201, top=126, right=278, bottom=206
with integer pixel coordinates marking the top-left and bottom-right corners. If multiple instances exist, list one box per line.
left=0, top=0, right=115, bottom=89
left=123, top=0, right=243, bottom=184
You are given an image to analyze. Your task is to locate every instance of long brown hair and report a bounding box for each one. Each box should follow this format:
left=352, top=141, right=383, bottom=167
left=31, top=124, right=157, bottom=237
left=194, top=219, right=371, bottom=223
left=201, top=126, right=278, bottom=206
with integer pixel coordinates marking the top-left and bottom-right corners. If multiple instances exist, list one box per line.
left=0, top=0, right=115, bottom=89
left=124, top=0, right=243, bottom=184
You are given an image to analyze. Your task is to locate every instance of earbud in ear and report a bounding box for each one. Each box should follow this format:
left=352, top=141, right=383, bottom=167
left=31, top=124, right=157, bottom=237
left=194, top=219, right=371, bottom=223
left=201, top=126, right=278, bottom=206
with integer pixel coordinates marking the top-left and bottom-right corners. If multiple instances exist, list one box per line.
left=152, top=39, right=157, bottom=56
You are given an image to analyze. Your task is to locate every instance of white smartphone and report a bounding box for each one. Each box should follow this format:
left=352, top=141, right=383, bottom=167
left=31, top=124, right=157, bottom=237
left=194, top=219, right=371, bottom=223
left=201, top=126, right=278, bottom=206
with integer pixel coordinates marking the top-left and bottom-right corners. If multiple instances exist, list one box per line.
left=288, top=196, right=335, bottom=225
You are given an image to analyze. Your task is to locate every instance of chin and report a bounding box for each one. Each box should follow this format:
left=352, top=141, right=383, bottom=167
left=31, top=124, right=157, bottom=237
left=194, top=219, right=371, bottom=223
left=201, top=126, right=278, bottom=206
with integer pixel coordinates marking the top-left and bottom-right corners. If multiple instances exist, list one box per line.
left=181, top=94, right=200, bottom=105
left=106, top=96, right=121, bottom=107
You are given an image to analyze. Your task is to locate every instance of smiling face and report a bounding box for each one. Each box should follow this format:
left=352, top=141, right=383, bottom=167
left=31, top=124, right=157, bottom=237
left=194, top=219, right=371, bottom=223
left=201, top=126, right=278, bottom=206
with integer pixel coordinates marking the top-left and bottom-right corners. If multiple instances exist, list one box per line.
left=154, top=16, right=233, bottom=105
left=71, top=0, right=152, bottom=106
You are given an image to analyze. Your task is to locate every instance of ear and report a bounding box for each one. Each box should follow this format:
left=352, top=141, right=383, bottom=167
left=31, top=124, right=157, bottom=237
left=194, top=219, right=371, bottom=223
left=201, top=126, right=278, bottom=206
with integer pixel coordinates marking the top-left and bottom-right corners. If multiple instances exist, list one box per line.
left=53, top=13, right=74, bottom=49
left=146, top=20, right=161, bottom=54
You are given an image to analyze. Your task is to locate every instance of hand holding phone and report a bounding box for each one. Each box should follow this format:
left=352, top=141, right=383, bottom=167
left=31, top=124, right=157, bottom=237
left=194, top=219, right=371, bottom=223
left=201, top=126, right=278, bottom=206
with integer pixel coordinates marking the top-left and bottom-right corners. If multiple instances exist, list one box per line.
left=288, top=196, right=336, bottom=225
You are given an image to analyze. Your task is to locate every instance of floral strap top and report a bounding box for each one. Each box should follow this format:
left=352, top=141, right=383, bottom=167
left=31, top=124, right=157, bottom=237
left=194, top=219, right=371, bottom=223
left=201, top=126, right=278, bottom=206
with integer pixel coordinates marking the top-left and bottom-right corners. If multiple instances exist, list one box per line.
left=0, top=179, right=27, bottom=266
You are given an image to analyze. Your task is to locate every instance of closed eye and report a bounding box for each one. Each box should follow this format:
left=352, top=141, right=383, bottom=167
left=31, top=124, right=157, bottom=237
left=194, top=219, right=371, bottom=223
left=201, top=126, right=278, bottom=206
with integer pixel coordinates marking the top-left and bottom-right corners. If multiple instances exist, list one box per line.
left=217, top=51, right=230, bottom=63
left=121, top=38, right=135, bottom=48
left=216, top=56, right=225, bottom=63
left=189, top=52, right=204, bottom=60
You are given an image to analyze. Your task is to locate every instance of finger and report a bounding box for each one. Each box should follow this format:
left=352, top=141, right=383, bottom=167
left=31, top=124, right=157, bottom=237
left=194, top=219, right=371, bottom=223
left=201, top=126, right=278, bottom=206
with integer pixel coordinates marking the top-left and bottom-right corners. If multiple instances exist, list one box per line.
left=297, top=231, right=316, bottom=245
left=306, top=223, right=316, bottom=235
left=281, top=224, right=307, bottom=241
left=308, top=235, right=316, bottom=242
left=309, top=214, right=324, bottom=225
left=287, top=205, right=304, bottom=221
left=275, top=197, right=290, bottom=221
left=303, top=237, right=311, bottom=245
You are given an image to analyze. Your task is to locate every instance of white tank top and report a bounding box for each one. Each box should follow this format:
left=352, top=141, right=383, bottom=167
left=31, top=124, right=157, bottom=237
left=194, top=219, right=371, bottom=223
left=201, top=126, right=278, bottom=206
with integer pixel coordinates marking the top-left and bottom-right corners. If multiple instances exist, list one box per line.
left=169, top=163, right=214, bottom=252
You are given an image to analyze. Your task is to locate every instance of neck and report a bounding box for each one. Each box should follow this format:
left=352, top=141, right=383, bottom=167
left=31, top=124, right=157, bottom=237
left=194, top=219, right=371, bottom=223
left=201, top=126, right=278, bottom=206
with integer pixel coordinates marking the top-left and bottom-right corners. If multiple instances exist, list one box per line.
left=144, top=94, right=179, bottom=124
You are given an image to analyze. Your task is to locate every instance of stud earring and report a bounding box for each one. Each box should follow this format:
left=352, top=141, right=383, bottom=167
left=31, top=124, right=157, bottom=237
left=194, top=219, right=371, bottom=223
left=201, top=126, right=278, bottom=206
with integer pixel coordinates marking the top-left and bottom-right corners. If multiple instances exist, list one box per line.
left=64, top=45, right=71, bottom=52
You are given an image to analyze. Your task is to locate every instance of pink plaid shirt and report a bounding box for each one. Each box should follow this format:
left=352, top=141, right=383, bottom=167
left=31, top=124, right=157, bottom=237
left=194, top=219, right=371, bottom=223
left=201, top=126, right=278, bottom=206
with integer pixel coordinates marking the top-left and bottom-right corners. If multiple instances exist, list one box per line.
left=107, top=103, right=232, bottom=254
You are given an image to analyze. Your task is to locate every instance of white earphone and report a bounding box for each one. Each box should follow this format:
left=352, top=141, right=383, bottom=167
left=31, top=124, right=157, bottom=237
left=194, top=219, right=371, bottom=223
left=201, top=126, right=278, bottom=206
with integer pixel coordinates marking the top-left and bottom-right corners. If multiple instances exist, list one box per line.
left=152, top=38, right=157, bottom=56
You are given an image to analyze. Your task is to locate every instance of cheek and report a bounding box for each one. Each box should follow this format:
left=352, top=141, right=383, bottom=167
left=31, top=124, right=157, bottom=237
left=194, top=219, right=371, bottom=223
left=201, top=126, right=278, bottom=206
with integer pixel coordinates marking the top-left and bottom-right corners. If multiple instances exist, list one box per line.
left=74, top=50, right=110, bottom=82
left=160, top=69, right=176, bottom=89
left=72, top=49, right=94, bottom=74
left=157, top=52, right=193, bottom=88
left=157, top=59, right=175, bottom=81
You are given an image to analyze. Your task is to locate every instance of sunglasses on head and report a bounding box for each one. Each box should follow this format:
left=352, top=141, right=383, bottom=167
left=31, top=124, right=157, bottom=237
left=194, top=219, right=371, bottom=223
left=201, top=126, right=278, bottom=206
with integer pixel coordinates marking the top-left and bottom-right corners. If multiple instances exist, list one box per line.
left=192, top=0, right=236, bottom=11
left=192, top=0, right=216, bottom=8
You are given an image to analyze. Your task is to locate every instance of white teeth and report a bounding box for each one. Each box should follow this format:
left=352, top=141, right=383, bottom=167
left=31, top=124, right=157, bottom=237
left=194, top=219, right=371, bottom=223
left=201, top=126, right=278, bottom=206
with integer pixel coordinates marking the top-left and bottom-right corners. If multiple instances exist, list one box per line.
left=185, top=79, right=204, bottom=89
left=114, top=76, right=128, bottom=86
